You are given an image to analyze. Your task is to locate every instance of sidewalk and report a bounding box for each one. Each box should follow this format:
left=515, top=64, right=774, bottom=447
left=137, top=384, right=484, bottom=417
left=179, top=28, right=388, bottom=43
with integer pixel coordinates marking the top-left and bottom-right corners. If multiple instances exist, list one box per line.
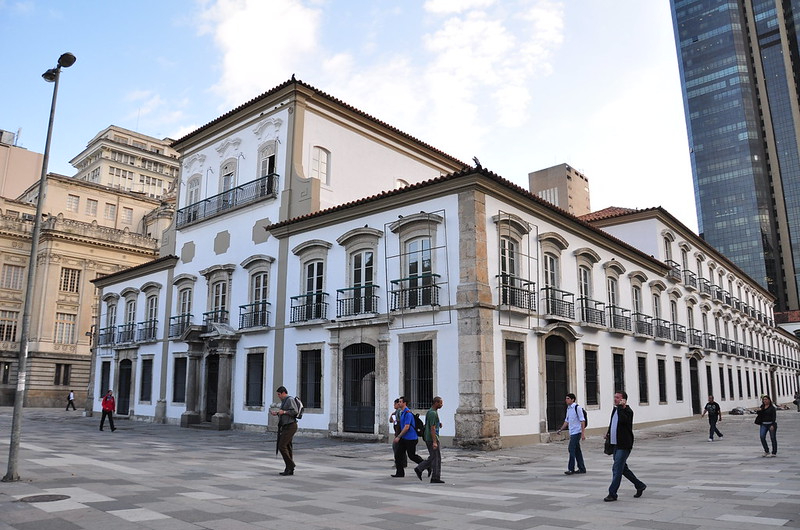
left=0, top=406, right=797, bottom=529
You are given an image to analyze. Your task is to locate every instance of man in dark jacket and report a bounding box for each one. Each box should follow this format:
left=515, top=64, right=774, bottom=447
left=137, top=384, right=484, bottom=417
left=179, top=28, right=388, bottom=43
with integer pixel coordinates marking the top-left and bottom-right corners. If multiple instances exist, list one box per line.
left=701, top=395, right=723, bottom=441
left=604, top=391, right=646, bottom=502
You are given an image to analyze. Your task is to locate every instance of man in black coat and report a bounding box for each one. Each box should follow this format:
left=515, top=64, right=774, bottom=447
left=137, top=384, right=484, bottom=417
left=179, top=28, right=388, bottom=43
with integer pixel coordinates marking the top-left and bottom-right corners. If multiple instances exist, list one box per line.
left=604, top=391, right=647, bottom=502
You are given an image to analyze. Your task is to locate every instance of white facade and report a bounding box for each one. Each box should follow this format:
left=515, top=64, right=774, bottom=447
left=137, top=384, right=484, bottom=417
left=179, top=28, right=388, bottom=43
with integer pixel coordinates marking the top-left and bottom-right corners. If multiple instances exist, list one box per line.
left=90, top=80, right=800, bottom=448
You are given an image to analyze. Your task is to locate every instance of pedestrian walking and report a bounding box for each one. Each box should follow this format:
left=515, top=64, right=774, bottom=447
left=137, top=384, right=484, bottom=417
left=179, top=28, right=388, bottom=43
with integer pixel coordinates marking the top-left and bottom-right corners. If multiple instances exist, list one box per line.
left=415, top=396, right=444, bottom=483
left=754, top=394, right=777, bottom=457
left=556, top=393, right=586, bottom=475
left=99, top=390, right=116, bottom=431
left=65, top=390, right=76, bottom=411
left=793, top=390, right=800, bottom=412
left=389, top=398, right=407, bottom=469
left=271, top=386, right=300, bottom=475
left=391, top=396, right=423, bottom=478
left=604, top=391, right=646, bottom=502
left=701, top=395, right=723, bottom=441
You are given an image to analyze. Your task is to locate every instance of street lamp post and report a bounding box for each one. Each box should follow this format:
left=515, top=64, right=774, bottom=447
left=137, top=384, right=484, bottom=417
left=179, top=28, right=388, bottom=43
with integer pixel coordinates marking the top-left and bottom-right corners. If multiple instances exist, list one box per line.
left=3, top=52, right=76, bottom=483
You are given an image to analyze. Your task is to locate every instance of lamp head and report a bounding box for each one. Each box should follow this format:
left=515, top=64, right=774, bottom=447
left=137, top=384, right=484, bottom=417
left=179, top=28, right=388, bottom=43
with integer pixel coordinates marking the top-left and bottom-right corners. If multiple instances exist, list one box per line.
left=58, top=52, right=76, bottom=68
left=42, top=69, right=58, bottom=82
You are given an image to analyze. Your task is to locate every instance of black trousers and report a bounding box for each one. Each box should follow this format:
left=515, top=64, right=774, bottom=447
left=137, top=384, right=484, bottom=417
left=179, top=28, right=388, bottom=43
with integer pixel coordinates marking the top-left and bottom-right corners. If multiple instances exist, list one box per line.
left=394, top=438, right=423, bottom=476
left=278, top=421, right=298, bottom=471
left=100, top=410, right=115, bottom=430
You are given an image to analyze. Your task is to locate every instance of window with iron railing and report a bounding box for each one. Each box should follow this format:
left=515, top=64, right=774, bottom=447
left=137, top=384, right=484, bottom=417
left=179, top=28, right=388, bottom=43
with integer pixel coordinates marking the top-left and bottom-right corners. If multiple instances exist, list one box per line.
left=98, top=326, right=116, bottom=346
left=176, top=174, right=279, bottom=228
left=664, top=260, right=681, bottom=281
left=671, top=323, right=686, bottom=343
left=203, top=309, right=229, bottom=330
left=290, top=292, right=329, bottom=322
left=541, top=286, right=575, bottom=319
left=633, top=312, right=653, bottom=336
left=136, top=319, right=158, bottom=342
left=117, top=322, right=135, bottom=343
left=653, top=318, right=671, bottom=340
left=703, top=332, right=717, bottom=350
left=337, top=285, right=379, bottom=317
left=607, top=305, right=631, bottom=332
left=688, top=328, right=703, bottom=346
left=498, top=275, right=536, bottom=311
left=239, top=302, right=271, bottom=328
left=683, top=269, right=697, bottom=288
left=390, top=274, right=440, bottom=310
left=699, top=278, right=712, bottom=296
left=578, top=297, right=605, bottom=325
left=169, top=313, right=193, bottom=337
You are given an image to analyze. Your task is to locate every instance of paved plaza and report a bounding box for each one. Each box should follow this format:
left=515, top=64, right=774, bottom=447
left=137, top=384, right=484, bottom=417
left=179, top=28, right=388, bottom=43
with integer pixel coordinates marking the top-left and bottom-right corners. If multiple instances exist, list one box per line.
left=0, top=405, right=797, bottom=529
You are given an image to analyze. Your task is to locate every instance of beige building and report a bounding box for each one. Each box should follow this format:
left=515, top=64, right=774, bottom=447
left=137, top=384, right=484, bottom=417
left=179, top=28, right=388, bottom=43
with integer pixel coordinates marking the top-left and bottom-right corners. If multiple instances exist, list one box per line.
left=70, top=125, right=180, bottom=200
left=0, top=129, right=42, bottom=199
left=0, top=173, right=168, bottom=407
left=528, top=163, right=591, bottom=216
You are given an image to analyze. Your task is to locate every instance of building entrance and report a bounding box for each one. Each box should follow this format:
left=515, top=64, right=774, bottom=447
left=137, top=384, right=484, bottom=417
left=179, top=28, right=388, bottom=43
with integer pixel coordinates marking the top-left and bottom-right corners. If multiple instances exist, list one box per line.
left=545, top=336, right=568, bottom=431
left=343, top=344, right=375, bottom=433
left=117, top=359, right=132, bottom=415
left=690, top=358, right=701, bottom=414
left=205, top=354, right=219, bottom=422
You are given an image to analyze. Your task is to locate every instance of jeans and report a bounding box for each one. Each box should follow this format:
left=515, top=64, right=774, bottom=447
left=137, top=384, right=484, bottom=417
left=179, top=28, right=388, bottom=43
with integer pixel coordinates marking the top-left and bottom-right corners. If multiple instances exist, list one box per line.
left=608, top=448, right=645, bottom=498
left=708, top=417, right=723, bottom=439
left=759, top=423, right=777, bottom=455
left=416, top=440, right=441, bottom=480
left=568, top=433, right=586, bottom=472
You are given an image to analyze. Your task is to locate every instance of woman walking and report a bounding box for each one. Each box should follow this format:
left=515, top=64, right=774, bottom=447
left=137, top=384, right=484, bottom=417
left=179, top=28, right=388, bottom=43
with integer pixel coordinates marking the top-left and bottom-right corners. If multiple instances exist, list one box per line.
left=754, top=395, right=777, bottom=457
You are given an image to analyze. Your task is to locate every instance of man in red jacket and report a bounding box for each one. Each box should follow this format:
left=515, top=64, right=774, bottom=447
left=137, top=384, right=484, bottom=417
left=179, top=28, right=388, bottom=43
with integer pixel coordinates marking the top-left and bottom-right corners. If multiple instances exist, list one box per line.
left=100, top=390, right=116, bottom=432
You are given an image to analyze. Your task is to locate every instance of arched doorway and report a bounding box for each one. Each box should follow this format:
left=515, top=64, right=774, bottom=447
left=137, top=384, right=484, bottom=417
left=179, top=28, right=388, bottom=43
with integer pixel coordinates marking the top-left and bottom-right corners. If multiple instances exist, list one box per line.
left=343, top=343, right=375, bottom=433
left=545, top=335, right=568, bottom=431
left=689, top=358, right=701, bottom=414
left=205, top=354, right=219, bottom=422
left=117, top=359, right=132, bottom=415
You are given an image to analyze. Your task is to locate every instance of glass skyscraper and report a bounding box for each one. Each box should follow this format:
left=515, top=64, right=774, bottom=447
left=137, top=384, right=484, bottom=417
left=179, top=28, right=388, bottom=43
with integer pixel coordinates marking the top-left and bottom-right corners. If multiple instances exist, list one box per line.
left=671, top=0, right=800, bottom=311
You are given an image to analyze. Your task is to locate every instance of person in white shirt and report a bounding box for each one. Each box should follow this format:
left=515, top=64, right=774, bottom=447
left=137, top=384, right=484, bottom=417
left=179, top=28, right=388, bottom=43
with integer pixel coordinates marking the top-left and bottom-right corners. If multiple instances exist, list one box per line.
left=556, top=393, right=586, bottom=475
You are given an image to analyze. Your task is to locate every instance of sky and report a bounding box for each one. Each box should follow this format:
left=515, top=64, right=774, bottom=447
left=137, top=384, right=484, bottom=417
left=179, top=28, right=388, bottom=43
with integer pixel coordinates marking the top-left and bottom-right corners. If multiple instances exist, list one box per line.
left=0, top=0, right=697, bottom=231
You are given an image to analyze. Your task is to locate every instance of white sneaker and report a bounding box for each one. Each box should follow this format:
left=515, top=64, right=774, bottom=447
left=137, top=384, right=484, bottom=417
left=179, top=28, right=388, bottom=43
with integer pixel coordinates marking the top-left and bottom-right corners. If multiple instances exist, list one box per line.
left=768, top=454, right=776, bottom=458
left=708, top=438, right=713, bottom=442
left=762, top=452, right=770, bottom=457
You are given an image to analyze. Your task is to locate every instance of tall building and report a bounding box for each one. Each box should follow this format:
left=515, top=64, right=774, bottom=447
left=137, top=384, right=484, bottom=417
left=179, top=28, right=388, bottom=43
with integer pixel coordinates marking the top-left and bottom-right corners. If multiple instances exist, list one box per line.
left=70, top=125, right=180, bottom=200
left=670, top=0, right=800, bottom=312
left=528, top=163, right=591, bottom=216
left=0, top=128, right=42, bottom=198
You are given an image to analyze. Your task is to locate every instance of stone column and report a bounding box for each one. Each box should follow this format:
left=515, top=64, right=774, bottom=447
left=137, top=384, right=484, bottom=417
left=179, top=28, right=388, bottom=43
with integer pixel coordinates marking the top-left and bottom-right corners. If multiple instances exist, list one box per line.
left=453, top=188, right=501, bottom=450
left=211, top=346, right=233, bottom=430
left=328, top=331, right=341, bottom=433
left=181, top=348, right=202, bottom=427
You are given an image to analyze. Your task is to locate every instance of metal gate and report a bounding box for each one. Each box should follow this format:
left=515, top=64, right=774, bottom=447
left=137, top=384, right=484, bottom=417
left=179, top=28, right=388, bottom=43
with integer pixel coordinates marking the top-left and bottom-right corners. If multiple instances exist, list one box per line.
left=689, top=358, right=701, bottom=414
left=117, top=359, right=132, bottom=415
left=545, top=336, right=567, bottom=431
left=343, top=344, right=376, bottom=433
left=205, top=354, right=219, bottom=422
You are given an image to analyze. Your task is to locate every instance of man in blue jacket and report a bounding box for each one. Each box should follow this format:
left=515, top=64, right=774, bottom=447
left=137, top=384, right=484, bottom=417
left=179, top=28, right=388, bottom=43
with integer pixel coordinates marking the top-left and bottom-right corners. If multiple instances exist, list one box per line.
left=604, top=391, right=646, bottom=501
left=391, top=396, right=423, bottom=478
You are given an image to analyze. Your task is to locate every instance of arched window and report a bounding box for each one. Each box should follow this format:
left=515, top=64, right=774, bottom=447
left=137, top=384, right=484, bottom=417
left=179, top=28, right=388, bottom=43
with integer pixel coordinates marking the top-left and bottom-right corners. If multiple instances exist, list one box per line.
left=310, top=146, right=330, bottom=185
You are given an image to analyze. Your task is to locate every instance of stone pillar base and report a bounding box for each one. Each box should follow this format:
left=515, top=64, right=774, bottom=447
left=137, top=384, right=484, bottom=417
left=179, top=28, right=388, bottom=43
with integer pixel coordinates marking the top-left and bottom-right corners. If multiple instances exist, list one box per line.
left=155, top=400, right=167, bottom=424
left=211, top=412, right=232, bottom=430
left=180, top=411, right=201, bottom=427
left=453, top=408, right=501, bottom=450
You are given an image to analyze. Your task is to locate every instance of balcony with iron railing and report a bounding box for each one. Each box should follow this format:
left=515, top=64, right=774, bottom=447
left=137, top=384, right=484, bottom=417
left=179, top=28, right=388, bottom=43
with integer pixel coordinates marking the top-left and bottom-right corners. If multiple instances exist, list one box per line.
left=632, top=312, right=653, bottom=336
left=336, top=285, right=379, bottom=317
left=688, top=328, right=703, bottom=347
left=390, top=274, right=441, bottom=311
left=290, top=293, right=329, bottom=322
left=540, top=286, right=575, bottom=320
left=497, top=275, right=536, bottom=311
left=671, top=323, right=686, bottom=343
left=203, top=309, right=229, bottom=331
left=703, top=332, right=717, bottom=350
left=653, top=318, right=671, bottom=340
left=606, top=305, right=632, bottom=332
left=744, top=345, right=754, bottom=359
left=578, top=297, right=605, bottom=325
left=98, top=326, right=116, bottom=346
left=176, top=173, right=279, bottom=228
left=718, top=337, right=730, bottom=354
left=723, top=291, right=732, bottom=307
left=239, top=302, right=271, bottom=328
left=732, top=297, right=741, bottom=312
left=683, top=270, right=697, bottom=289
left=136, top=319, right=158, bottom=342
left=116, top=322, right=135, bottom=344
left=169, top=313, right=193, bottom=338
left=665, top=260, right=681, bottom=281
left=699, top=278, right=712, bottom=297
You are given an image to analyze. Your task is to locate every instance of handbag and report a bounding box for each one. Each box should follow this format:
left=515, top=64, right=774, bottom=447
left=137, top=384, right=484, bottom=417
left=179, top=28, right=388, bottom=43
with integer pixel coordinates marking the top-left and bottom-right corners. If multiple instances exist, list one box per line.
left=603, top=438, right=614, bottom=455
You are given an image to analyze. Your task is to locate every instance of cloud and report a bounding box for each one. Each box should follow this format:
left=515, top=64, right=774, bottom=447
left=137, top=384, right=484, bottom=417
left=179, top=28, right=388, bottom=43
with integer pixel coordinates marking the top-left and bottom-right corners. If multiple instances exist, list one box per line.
left=424, top=0, right=496, bottom=15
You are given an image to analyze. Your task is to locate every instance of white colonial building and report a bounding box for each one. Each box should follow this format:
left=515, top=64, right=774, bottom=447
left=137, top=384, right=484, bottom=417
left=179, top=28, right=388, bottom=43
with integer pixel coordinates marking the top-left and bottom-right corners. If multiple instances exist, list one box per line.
left=90, top=79, right=800, bottom=448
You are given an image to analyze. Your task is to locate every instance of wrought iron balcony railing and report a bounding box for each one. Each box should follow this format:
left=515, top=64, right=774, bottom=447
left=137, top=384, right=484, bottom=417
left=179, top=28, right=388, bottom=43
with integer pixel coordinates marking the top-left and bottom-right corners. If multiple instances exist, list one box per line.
left=176, top=174, right=279, bottom=228
left=336, top=285, right=379, bottom=317
left=703, top=332, right=717, bottom=350
left=606, top=305, right=632, bottom=332
left=116, top=322, right=135, bottom=343
left=665, top=260, right=681, bottom=281
left=699, top=278, right=712, bottom=296
left=653, top=318, right=671, bottom=340
left=239, top=302, right=271, bottom=328
left=203, top=309, right=229, bottom=331
left=671, top=323, right=686, bottom=343
left=290, top=292, right=329, bottom=322
left=683, top=270, right=697, bottom=289
left=633, top=312, right=653, bottom=336
left=578, top=297, right=605, bottom=325
left=718, top=337, right=730, bottom=354
left=540, top=286, right=575, bottom=319
left=390, top=274, right=441, bottom=311
left=497, top=274, right=536, bottom=311
left=169, top=313, right=193, bottom=338
left=136, top=319, right=158, bottom=342
left=688, top=328, right=703, bottom=347
left=98, top=326, right=116, bottom=346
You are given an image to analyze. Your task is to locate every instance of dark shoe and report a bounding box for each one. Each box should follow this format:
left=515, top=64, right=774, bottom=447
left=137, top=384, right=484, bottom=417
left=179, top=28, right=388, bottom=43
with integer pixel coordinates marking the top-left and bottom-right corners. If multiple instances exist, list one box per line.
left=634, top=484, right=647, bottom=498
left=564, top=471, right=575, bottom=475
left=279, top=470, right=294, bottom=476
left=430, top=479, right=445, bottom=484
left=390, top=474, right=404, bottom=478
left=427, top=469, right=431, bottom=477
left=576, top=470, right=586, bottom=474
left=603, top=495, right=617, bottom=502
left=111, top=428, right=116, bottom=432
left=99, top=428, right=103, bottom=431
left=414, top=468, right=423, bottom=481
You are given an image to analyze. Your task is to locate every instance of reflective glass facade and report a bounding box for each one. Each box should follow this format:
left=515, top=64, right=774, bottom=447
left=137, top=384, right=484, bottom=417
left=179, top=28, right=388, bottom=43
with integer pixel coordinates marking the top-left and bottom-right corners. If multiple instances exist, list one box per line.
left=671, top=0, right=800, bottom=311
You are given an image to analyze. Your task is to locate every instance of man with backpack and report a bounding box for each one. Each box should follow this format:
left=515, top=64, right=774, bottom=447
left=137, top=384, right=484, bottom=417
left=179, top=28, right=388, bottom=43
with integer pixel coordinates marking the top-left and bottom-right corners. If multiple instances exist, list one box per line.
left=555, top=393, right=586, bottom=475
left=414, top=396, right=444, bottom=483
left=271, top=386, right=300, bottom=476
left=391, top=396, right=423, bottom=478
